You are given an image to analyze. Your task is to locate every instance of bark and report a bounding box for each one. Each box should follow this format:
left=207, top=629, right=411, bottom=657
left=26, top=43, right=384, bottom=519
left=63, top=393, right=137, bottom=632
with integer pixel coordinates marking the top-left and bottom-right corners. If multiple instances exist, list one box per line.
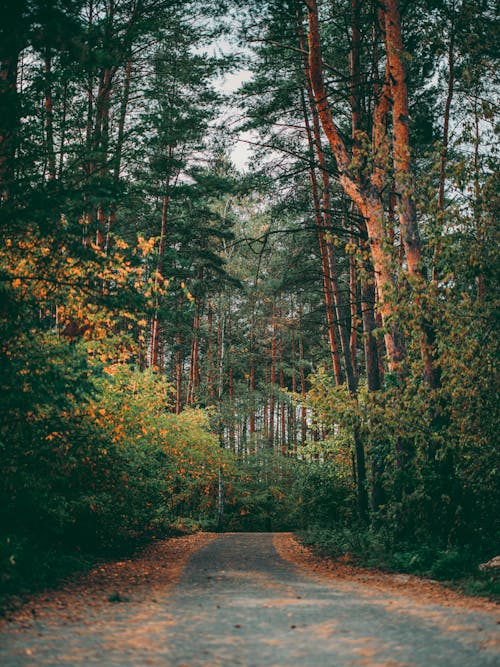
left=290, top=311, right=297, bottom=448
left=269, top=302, right=277, bottom=446
left=249, top=356, right=256, bottom=437
left=216, top=309, right=225, bottom=403
left=383, top=0, right=439, bottom=388
left=360, top=233, right=386, bottom=512
left=360, top=260, right=382, bottom=392
left=279, top=321, right=286, bottom=454
left=0, top=53, right=19, bottom=199
left=433, top=12, right=455, bottom=282
left=474, top=101, right=485, bottom=302
left=301, top=94, right=343, bottom=382
left=206, top=304, right=215, bottom=400
left=187, top=300, right=201, bottom=405
left=300, top=40, right=357, bottom=395
left=113, top=56, right=133, bottom=184
left=174, top=331, right=182, bottom=415
left=150, top=192, right=169, bottom=368
left=297, top=34, right=343, bottom=383
left=349, top=224, right=358, bottom=381
left=43, top=48, right=56, bottom=181
left=58, top=79, right=68, bottom=178
left=298, top=303, right=307, bottom=444
left=306, top=0, right=403, bottom=372
left=350, top=0, right=362, bottom=161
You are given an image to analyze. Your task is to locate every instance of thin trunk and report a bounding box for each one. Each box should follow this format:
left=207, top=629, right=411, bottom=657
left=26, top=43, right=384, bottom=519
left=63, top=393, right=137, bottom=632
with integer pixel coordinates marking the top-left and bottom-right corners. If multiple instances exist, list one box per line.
left=279, top=325, right=286, bottom=454
left=350, top=0, right=362, bottom=159
left=175, top=331, right=182, bottom=415
left=433, top=10, right=455, bottom=283
left=0, top=53, right=19, bottom=199
left=83, top=0, right=94, bottom=243
left=298, top=303, right=307, bottom=444
left=228, top=317, right=235, bottom=450
left=249, top=356, right=256, bottom=437
left=360, top=234, right=385, bottom=512
left=299, top=82, right=343, bottom=383
left=217, top=310, right=225, bottom=403
left=150, top=192, right=169, bottom=368
left=113, top=56, right=133, bottom=183
left=269, top=302, right=277, bottom=446
left=43, top=48, right=56, bottom=181
left=291, top=314, right=297, bottom=449
left=349, top=222, right=358, bottom=381
left=217, top=466, right=224, bottom=531
left=206, top=303, right=215, bottom=400
left=474, top=100, right=485, bottom=302
left=58, top=79, right=68, bottom=178
left=94, top=67, right=113, bottom=249
left=187, top=301, right=200, bottom=405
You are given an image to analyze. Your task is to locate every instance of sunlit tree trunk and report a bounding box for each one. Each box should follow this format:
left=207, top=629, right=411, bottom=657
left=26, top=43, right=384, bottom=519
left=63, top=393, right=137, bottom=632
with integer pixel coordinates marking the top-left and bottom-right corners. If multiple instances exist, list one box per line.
left=382, top=0, right=439, bottom=388
left=306, top=0, right=403, bottom=374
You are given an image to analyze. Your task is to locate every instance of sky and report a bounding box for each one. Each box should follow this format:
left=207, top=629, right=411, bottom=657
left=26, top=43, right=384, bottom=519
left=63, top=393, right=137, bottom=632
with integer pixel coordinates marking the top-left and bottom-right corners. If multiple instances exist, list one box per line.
left=213, top=68, right=255, bottom=172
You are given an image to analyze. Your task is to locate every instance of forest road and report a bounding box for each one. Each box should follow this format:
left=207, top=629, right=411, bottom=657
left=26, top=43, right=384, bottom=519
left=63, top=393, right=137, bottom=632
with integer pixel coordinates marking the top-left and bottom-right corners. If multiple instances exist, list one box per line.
left=0, top=532, right=499, bottom=666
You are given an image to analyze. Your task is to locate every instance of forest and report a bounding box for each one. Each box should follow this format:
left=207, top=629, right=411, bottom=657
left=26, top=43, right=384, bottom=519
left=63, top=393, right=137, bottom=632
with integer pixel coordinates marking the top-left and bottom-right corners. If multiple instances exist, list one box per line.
left=0, top=0, right=498, bottom=598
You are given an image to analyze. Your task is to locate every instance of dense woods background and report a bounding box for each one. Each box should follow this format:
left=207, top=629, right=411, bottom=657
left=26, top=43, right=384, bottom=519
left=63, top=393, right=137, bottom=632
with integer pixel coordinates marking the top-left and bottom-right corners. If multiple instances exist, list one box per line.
left=0, top=0, right=498, bottom=597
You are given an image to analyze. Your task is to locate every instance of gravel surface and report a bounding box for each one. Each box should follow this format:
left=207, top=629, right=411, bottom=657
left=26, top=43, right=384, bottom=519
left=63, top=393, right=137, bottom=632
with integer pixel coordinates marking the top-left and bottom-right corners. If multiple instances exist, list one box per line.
left=0, top=532, right=498, bottom=666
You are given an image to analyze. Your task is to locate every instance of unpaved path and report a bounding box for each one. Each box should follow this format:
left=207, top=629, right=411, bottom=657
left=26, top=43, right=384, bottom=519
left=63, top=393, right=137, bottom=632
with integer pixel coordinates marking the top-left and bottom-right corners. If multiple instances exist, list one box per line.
left=0, top=533, right=498, bottom=666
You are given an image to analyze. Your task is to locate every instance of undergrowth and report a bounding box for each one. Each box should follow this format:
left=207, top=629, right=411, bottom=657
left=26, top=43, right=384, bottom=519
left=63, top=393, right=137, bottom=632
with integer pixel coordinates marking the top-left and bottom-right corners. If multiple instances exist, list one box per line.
left=298, top=526, right=500, bottom=600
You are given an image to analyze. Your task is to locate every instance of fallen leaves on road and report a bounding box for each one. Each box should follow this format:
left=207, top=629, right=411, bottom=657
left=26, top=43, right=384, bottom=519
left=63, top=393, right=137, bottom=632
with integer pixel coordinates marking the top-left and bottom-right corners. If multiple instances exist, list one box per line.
left=1, top=533, right=216, bottom=630
left=273, top=533, right=499, bottom=614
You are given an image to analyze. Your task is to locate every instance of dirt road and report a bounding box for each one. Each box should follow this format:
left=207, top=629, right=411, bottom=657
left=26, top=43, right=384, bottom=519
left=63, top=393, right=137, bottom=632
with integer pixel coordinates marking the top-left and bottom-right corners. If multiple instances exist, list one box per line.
left=0, top=533, right=498, bottom=666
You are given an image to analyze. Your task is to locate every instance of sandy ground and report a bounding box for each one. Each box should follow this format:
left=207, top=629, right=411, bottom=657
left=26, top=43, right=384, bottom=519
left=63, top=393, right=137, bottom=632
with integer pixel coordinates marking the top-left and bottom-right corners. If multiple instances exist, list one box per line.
left=0, top=532, right=498, bottom=666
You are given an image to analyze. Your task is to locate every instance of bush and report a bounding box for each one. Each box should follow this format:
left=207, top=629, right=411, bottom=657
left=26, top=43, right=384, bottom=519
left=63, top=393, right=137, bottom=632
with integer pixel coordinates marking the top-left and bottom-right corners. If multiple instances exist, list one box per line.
left=0, top=352, right=223, bottom=596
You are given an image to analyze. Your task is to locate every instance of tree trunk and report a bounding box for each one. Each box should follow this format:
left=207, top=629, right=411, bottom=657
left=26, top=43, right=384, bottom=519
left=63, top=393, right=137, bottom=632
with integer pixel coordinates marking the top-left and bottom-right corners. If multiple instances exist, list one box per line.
left=269, top=302, right=277, bottom=446
left=150, top=192, right=169, bottom=368
left=298, top=303, right=307, bottom=444
left=206, top=303, right=215, bottom=400
left=383, top=0, right=439, bottom=388
left=433, top=11, right=455, bottom=282
left=174, top=331, right=183, bottom=415
left=298, top=59, right=343, bottom=383
left=0, top=53, right=20, bottom=200
left=43, top=48, right=56, bottom=181
left=306, top=0, right=404, bottom=373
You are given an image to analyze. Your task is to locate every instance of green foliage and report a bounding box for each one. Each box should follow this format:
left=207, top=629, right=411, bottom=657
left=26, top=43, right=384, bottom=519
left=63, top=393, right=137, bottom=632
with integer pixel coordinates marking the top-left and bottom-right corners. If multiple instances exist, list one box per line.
left=299, top=526, right=500, bottom=597
left=0, top=354, right=222, bottom=595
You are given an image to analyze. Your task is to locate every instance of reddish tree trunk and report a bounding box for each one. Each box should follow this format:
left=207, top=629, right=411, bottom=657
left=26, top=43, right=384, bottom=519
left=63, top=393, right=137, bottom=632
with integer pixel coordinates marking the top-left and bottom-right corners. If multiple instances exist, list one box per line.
left=306, top=0, right=403, bottom=373
left=383, top=0, right=439, bottom=388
